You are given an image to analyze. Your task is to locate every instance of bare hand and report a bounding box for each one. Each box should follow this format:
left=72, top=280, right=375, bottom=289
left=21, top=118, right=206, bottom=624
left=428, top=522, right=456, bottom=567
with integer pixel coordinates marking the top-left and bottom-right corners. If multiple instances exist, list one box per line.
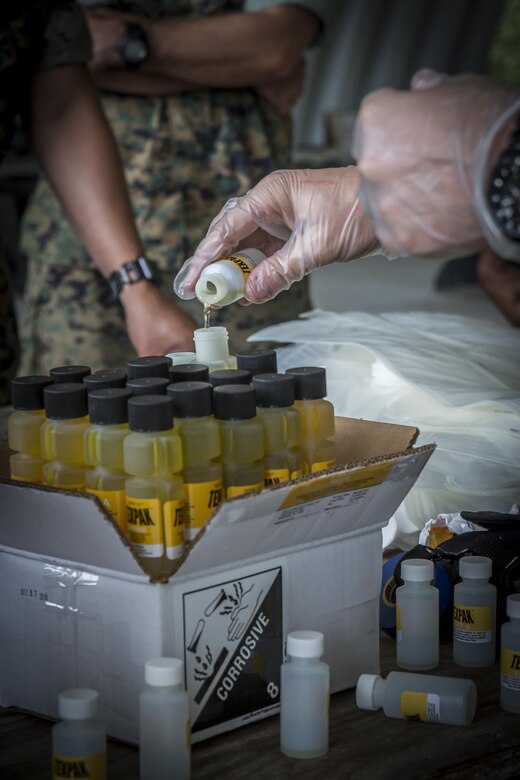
left=121, top=282, right=198, bottom=355
left=477, top=249, right=520, bottom=326
left=256, top=59, right=305, bottom=116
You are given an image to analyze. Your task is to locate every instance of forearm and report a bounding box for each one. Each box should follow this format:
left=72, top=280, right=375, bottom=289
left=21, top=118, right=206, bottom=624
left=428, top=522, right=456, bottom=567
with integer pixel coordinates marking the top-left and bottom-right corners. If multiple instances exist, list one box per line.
left=28, top=64, right=143, bottom=277
left=93, top=68, right=193, bottom=96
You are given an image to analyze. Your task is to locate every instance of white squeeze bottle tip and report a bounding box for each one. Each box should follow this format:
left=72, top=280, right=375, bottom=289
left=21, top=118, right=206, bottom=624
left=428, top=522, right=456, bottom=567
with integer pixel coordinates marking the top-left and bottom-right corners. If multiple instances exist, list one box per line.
left=195, top=248, right=265, bottom=307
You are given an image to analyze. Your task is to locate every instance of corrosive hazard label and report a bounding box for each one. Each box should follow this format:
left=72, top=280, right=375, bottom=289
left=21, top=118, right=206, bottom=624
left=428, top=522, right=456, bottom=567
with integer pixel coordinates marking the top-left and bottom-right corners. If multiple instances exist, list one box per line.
left=183, top=567, right=283, bottom=735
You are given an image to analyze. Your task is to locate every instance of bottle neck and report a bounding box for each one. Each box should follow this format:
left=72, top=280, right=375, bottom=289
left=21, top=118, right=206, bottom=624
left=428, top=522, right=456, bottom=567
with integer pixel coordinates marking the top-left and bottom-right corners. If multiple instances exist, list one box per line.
left=146, top=683, right=182, bottom=692
left=372, top=677, right=386, bottom=710
left=194, top=327, right=231, bottom=363
left=287, top=655, right=320, bottom=666
left=460, top=578, right=490, bottom=590
left=403, top=580, right=432, bottom=590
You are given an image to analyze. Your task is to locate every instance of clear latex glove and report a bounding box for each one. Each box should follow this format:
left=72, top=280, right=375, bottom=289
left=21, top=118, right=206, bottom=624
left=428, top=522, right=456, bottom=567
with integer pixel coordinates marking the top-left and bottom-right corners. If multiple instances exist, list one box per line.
left=174, top=166, right=380, bottom=304
left=353, top=69, right=520, bottom=260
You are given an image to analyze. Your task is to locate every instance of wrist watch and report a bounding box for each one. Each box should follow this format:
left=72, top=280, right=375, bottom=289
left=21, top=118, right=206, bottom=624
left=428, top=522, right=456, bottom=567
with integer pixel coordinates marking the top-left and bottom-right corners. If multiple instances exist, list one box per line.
left=487, top=118, right=520, bottom=242
left=118, top=22, right=149, bottom=69
left=108, top=256, right=155, bottom=299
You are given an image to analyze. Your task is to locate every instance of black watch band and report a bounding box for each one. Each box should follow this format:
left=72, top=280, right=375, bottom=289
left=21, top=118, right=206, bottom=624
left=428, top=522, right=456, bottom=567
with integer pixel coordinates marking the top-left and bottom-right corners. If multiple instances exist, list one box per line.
left=108, top=256, right=155, bottom=299
left=487, top=117, right=520, bottom=242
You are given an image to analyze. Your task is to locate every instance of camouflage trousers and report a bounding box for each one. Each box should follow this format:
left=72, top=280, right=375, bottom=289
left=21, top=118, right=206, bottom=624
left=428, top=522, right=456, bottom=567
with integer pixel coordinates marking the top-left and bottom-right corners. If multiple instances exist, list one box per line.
left=18, top=90, right=310, bottom=374
left=0, top=245, right=19, bottom=404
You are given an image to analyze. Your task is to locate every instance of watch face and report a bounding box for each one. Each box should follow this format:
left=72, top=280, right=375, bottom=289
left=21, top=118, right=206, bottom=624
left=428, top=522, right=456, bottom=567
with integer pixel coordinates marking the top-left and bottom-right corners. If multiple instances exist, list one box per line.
left=124, top=38, right=148, bottom=65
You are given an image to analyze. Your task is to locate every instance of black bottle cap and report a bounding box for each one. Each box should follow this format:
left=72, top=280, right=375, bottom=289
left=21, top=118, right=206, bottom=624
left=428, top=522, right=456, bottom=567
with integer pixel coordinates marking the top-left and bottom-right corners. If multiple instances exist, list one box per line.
left=50, top=365, right=91, bottom=384
left=44, top=383, right=88, bottom=420
left=210, top=369, right=251, bottom=389
left=213, top=385, right=256, bottom=420
left=126, top=356, right=171, bottom=380
left=167, top=381, right=213, bottom=418
left=11, top=375, right=53, bottom=410
left=236, top=348, right=278, bottom=376
left=285, top=367, right=327, bottom=400
left=127, top=376, right=170, bottom=396
left=84, top=368, right=127, bottom=391
left=169, top=363, right=210, bottom=384
left=88, top=388, right=131, bottom=425
left=128, top=395, right=174, bottom=432
left=253, top=373, right=295, bottom=408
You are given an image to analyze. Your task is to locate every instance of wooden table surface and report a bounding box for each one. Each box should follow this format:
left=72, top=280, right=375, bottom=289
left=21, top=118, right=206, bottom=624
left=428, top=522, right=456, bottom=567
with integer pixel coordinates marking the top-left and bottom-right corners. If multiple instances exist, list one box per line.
left=2, top=633, right=519, bottom=780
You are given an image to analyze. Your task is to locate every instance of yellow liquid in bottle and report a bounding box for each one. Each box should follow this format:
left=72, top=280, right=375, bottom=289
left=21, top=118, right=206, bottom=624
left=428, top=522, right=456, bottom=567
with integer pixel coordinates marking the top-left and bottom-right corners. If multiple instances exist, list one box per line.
left=256, top=407, right=293, bottom=487
left=40, top=416, right=90, bottom=489
left=294, top=399, right=336, bottom=474
left=8, top=409, right=47, bottom=483
left=218, top=418, right=264, bottom=498
left=176, top=416, right=223, bottom=540
left=85, top=422, right=129, bottom=532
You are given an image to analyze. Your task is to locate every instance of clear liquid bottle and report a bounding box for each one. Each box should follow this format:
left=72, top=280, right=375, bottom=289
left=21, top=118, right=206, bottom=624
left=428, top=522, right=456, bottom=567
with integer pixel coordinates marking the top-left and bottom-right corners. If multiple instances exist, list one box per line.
left=127, top=355, right=171, bottom=380
left=453, top=555, right=496, bottom=668
left=50, top=364, right=91, bottom=384
left=285, top=367, right=336, bottom=474
left=396, top=559, right=439, bottom=670
left=127, top=376, right=170, bottom=396
left=83, top=368, right=127, bottom=392
left=169, top=363, right=210, bottom=384
left=500, top=593, right=520, bottom=714
left=123, top=395, right=184, bottom=577
left=209, top=369, right=251, bottom=389
left=52, top=688, right=106, bottom=780
left=8, top=375, right=52, bottom=483
left=194, top=248, right=265, bottom=307
left=139, top=658, right=190, bottom=780
left=236, top=348, right=278, bottom=377
left=193, top=326, right=237, bottom=371
left=280, top=630, right=329, bottom=759
left=84, top=388, right=131, bottom=533
left=356, top=671, right=477, bottom=726
left=213, top=385, right=264, bottom=499
left=167, top=381, right=223, bottom=540
left=41, top=383, right=90, bottom=489
left=253, top=373, right=303, bottom=486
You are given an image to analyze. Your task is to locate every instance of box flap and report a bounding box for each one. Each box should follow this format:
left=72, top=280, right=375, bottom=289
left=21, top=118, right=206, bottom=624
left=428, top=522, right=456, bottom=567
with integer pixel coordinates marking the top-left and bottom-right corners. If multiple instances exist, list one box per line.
left=0, top=479, right=144, bottom=577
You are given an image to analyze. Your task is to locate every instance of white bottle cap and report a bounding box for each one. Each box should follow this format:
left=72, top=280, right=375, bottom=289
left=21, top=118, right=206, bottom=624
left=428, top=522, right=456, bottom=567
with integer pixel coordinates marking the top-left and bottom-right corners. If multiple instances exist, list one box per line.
left=58, top=688, right=99, bottom=720
left=459, top=555, right=492, bottom=580
left=355, top=673, right=380, bottom=710
left=506, top=594, right=520, bottom=619
left=145, top=657, right=184, bottom=687
left=286, top=630, right=324, bottom=658
left=401, top=558, right=434, bottom=582
left=165, top=351, right=197, bottom=366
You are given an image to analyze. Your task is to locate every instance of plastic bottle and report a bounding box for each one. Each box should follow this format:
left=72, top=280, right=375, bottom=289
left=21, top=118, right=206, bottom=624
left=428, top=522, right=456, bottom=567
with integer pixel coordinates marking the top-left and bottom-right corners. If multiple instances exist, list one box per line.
left=50, top=365, right=91, bottom=383
left=8, top=375, right=53, bottom=483
left=209, top=369, right=251, bottom=389
left=127, top=355, right=171, bottom=380
left=280, top=630, right=329, bottom=759
left=165, top=351, right=197, bottom=366
left=127, top=376, right=170, bottom=396
left=41, top=383, right=90, bottom=489
left=213, top=385, right=264, bottom=498
left=84, top=388, right=131, bottom=533
left=253, top=373, right=303, bottom=486
left=193, top=326, right=237, bottom=371
left=169, top=363, right=210, bottom=384
left=285, top=367, right=336, bottom=474
left=356, top=671, right=477, bottom=726
left=396, top=559, right=439, bottom=670
left=236, top=348, right=278, bottom=377
left=139, top=658, right=190, bottom=780
left=123, top=395, right=184, bottom=576
left=453, top=555, right=496, bottom=668
left=194, top=248, right=265, bottom=307
left=52, top=688, right=106, bottom=780
left=167, top=381, right=223, bottom=540
left=84, top=369, right=127, bottom=392
left=500, top=593, right=520, bottom=714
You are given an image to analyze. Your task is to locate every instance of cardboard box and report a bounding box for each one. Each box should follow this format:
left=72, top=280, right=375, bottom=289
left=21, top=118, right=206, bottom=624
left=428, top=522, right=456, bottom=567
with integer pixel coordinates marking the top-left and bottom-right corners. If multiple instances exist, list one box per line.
left=0, top=417, right=434, bottom=743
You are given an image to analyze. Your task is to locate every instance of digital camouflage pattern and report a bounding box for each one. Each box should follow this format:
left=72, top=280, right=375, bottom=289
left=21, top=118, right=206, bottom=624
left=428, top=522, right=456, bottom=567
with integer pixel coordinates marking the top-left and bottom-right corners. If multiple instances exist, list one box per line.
left=19, top=0, right=317, bottom=373
left=0, top=1, right=91, bottom=402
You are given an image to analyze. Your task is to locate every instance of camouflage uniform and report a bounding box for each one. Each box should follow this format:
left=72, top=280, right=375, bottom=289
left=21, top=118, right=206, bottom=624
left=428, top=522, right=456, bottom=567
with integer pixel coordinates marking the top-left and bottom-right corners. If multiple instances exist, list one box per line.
left=19, top=0, right=326, bottom=373
left=0, top=1, right=91, bottom=403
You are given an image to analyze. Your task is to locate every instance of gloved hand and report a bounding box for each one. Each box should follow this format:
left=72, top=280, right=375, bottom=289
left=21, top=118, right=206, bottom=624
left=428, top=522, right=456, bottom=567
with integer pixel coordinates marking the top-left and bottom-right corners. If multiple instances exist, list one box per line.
left=353, top=69, right=520, bottom=259
left=174, top=166, right=380, bottom=304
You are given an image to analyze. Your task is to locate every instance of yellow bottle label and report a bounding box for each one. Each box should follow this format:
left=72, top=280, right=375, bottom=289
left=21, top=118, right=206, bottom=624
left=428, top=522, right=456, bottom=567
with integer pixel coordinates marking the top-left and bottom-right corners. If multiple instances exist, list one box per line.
left=264, top=468, right=290, bottom=487
left=400, top=691, right=441, bottom=723
left=396, top=604, right=402, bottom=642
left=164, top=498, right=185, bottom=560
left=290, top=469, right=303, bottom=480
left=87, top=488, right=127, bottom=532
left=184, top=480, right=223, bottom=535
left=226, top=482, right=263, bottom=499
left=310, top=459, right=336, bottom=474
left=453, top=603, right=493, bottom=643
left=10, top=474, right=41, bottom=484
left=127, top=496, right=163, bottom=558
left=501, top=647, right=520, bottom=691
left=52, top=752, right=105, bottom=779
left=222, top=254, right=255, bottom=277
